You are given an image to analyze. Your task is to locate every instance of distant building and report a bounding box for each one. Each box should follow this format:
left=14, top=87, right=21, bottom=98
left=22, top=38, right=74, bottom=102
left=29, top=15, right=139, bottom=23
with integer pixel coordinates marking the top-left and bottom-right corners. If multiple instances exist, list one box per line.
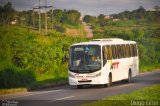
left=80, top=16, right=83, bottom=21
left=148, top=6, right=160, bottom=11
left=105, top=15, right=113, bottom=19
left=148, top=9, right=159, bottom=12
left=113, top=19, right=120, bottom=22
left=11, top=19, right=17, bottom=25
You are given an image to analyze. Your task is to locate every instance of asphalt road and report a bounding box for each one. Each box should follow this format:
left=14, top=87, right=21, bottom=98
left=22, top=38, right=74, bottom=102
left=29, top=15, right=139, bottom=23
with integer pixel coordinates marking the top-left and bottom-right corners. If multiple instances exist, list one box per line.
left=1, top=71, right=160, bottom=106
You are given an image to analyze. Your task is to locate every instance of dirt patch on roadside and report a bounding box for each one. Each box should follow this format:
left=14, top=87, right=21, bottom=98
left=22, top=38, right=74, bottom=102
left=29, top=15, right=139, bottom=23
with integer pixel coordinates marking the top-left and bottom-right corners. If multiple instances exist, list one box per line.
left=66, top=28, right=80, bottom=37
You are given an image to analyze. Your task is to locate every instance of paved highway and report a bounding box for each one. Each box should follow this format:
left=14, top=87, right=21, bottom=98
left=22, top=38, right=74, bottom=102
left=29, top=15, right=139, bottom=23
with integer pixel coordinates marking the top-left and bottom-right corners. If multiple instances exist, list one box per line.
left=1, top=71, right=160, bottom=106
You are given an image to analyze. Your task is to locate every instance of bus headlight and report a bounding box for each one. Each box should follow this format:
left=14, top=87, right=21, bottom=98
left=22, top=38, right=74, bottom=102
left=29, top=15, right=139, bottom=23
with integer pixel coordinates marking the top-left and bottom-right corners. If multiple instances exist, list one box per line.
left=69, top=73, right=75, bottom=78
left=95, top=72, right=101, bottom=77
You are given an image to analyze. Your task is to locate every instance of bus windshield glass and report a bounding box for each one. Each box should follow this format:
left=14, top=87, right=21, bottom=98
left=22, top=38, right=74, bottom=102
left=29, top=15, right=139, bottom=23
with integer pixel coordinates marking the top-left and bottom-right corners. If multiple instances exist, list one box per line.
left=69, top=45, right=101, bottom=73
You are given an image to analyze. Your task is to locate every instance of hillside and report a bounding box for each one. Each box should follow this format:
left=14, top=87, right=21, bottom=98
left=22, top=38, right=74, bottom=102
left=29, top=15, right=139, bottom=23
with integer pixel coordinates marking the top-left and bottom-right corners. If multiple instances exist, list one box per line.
left=0, top=25, right=87, bottom=88
left=0, top=3, right=160, bottom=89
left=82, top=6, right=160, bottom=71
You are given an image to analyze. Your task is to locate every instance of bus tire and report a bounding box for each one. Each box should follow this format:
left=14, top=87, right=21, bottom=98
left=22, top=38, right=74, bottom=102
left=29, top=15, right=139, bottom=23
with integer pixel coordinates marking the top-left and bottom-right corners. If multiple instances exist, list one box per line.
left=77, top=85, right=83, bottom=89
left=107, top=74, right=112, bottom=87
left=103, top=84, right=107, bottom=87
left=127, top=70, right=131, bottom=83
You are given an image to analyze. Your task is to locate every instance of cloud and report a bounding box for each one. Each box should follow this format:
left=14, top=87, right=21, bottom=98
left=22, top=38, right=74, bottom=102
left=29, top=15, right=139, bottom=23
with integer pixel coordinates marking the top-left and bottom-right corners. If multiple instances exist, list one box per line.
left=0, top=0, right=160, bottom=15
left=54, top=0, right=160, bottom=15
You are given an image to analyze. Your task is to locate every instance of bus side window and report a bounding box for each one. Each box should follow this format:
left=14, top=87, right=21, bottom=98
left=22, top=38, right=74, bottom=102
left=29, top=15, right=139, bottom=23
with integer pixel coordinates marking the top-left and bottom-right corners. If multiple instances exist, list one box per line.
left=133, top=44, right=137, bottom=56
left=109, top=46, right=112, bottom=60
left=111, top=45, right=116, bottom=59
left=103, top=46, right=107, bottom=66
left=105, top=46, right=112, bottom=60
left=126, top=44, right=130, bottom=58
left=105, top=46, right=109, bottom=60
left=129, top=44, right=132, bottom=57
left=120, top=45, right=122, bottom=58
left=129, top=44, right=131, bottom=57
left=122, top=45, right=126, bottom=58
left=131, top=44, right=135, bottom=57
left=115, top=45, right=118, bottom=59
left=117, top=45, right=121, bottom=59
left=120, top=45, right=124, bottom=58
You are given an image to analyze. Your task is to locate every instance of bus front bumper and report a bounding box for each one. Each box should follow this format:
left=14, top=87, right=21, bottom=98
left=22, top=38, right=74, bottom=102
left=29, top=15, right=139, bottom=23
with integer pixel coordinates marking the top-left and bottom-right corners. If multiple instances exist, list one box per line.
left=69, top=76, right=106, bottom=85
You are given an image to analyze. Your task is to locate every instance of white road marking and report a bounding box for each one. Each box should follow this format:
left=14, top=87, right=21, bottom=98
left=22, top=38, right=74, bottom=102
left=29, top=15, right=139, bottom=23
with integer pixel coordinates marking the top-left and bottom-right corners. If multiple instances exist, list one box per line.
left=55, top=96, right=75, bottom=101
left=48, top=96, right=75, bottom=102
left=119, top=83, right=135, bottom=87
left=5, top=89, right=63, bottom=100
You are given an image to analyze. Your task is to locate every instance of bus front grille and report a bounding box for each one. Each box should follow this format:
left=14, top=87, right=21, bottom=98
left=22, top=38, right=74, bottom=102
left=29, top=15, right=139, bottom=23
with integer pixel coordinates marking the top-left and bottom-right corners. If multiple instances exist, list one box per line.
left=78, top=80, right=92, bottom=83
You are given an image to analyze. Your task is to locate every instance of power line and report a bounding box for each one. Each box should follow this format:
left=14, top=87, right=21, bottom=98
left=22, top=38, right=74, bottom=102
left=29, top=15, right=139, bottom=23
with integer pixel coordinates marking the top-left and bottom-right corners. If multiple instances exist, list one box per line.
left=45, top=0, right=47, bottom=35
left=33, top=0, right=53, bottom=35
left=39, top=0, right=41, bottom=34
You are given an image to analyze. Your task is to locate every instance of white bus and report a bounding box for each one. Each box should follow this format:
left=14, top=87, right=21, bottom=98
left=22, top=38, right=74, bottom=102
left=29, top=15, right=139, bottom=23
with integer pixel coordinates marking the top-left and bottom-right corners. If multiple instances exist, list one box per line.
left=68, top=38, right=139, bottom=88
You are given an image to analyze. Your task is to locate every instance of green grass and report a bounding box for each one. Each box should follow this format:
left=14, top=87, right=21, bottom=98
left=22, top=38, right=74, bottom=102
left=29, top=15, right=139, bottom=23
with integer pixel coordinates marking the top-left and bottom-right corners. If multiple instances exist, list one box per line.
left=0, top=88, right=27, bottom=95
left=140, top=64, right=160, bottom=73
left=28, top=77, right=68, bottom=90
left=63, top=23, right=81, bottom=29
left=83, top=84, right=160, bottom=106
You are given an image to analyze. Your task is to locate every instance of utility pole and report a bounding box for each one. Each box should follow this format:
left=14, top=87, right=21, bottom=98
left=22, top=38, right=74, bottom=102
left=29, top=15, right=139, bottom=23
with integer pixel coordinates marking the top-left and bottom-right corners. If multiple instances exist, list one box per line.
left=44, top=0, right=53, bottom=35
left=33, top=0, right=41, bottom=33
left=45, top=0, right=47, bottom=35
left=51, top=7, right=54, bottom=30
left=79, top=23, right=81, bottom=36
left=39, top=0, right=41, bottom=34
left=33, top=0, right=52, bottom=35
left=32, top=9, right=35, bottom=28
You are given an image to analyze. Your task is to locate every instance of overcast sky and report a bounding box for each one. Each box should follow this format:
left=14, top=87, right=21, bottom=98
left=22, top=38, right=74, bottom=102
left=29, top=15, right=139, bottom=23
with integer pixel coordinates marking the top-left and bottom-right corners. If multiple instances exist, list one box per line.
left=0, top=0, right=160, bottom=16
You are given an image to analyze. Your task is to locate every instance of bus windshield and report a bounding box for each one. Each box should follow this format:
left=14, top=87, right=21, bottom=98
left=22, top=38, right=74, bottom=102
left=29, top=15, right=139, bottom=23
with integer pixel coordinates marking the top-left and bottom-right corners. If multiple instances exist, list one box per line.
left=69, top=45, right=101, bottom=73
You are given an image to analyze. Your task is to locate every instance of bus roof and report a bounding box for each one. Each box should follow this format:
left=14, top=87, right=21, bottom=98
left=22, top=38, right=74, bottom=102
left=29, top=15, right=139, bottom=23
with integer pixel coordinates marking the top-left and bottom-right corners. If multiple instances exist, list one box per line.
left=71, top=38, right=136, bottom=47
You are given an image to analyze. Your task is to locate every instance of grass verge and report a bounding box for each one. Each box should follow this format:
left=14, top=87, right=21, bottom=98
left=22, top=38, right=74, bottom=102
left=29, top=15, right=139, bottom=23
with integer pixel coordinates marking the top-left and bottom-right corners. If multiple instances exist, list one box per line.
left=140, top=64, right=160, bottom=73
left=27, top=77, right=68, bottom=91
left=82, top=84, right=160, bottom=106
left=0, top=88, right=27, bottom=95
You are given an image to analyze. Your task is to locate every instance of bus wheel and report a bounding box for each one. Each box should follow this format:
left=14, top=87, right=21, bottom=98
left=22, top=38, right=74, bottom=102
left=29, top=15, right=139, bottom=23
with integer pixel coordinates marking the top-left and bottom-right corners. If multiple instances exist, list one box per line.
left=103, top=84, right=107, bottom=87
left=108, top=74, right=112, bottom=87
left=127, top=70, right=131, bottom=83
left=77, top=85, right=83, bottom=89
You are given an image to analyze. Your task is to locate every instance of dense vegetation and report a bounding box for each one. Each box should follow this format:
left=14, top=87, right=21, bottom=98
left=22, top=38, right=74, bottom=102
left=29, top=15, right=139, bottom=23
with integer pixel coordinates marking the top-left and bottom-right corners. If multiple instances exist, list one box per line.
left=0, top=2, right=86, bottom=89
left=84, top=6, right=160, bottom=71
left=0, top=3, right=160, bottom=89
left=0, top=2, right=82, bottom=33
left=0, top=25, right=87, bottom=88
